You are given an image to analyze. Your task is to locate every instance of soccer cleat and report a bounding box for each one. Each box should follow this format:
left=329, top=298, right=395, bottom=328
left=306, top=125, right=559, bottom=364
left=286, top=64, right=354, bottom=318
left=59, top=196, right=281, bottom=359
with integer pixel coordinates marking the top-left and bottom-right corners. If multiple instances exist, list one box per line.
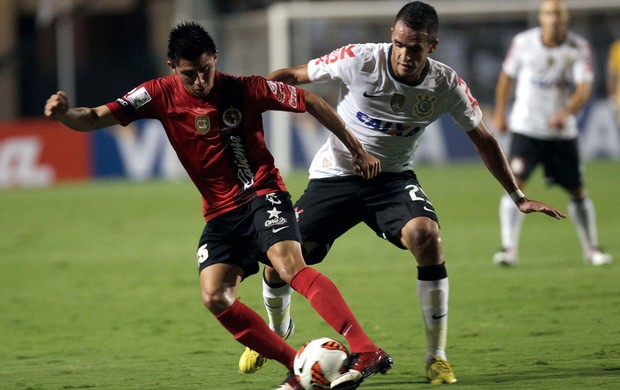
left=585, top=250, right=613, bottom=266
left=330, top=349, right=393, bottom=389
left=426, top=355, right=457, bottom=385
left=493, top=248, right=518, bottom=267
left=238, top=319, right=295, bottom=373
left=273, top=369, right=302, bottom=390
left=238, top=348, right=267, bottom=374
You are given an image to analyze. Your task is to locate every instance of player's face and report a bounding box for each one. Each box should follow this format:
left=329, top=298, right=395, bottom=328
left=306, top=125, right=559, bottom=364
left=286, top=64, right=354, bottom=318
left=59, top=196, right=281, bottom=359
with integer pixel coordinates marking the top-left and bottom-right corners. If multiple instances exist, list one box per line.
left=390, top=20, right=438, bottom=83
left=539, top=0, right=569, bottom=42
left=169, top=52, right=218, bottom=98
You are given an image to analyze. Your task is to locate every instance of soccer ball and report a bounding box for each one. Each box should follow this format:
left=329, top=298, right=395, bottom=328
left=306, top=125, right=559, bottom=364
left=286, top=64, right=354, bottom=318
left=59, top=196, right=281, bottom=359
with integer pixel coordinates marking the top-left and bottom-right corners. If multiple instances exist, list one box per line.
left=293, top=337, right=350, bottom=389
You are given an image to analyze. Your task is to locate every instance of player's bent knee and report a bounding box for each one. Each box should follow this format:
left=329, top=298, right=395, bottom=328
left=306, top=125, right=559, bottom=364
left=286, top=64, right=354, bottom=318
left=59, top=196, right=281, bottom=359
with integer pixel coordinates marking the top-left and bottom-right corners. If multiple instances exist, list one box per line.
left=263, top=266, right=285, bottom=284
left=404, top=223, right=439, bottom=248
left=201, top=291, right=234, bottom=315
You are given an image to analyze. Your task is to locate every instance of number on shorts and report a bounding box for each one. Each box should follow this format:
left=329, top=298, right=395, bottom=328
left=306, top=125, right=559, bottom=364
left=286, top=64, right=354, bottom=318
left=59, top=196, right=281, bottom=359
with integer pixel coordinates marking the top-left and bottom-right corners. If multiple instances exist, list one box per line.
left=406, top=184, right=432, bottom=205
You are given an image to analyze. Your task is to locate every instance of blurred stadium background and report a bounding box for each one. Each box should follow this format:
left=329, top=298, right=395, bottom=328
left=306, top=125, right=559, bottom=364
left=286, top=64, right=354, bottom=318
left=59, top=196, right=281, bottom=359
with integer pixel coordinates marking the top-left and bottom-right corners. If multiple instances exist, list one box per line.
left=1, top=0, right=620, bottom=188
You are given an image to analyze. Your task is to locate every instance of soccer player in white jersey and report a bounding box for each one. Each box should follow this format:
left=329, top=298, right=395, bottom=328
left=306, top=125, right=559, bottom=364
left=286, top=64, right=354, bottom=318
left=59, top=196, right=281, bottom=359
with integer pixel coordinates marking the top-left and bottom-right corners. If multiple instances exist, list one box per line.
left=241, top=2, right=565, bottom=387
left=492, top=0, right=613, bottom=267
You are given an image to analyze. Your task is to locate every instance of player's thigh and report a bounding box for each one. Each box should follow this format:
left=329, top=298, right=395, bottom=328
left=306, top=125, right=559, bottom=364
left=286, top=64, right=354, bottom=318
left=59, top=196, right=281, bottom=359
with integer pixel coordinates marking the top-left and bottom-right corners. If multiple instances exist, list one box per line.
left=196, top=204, right=263, bottom=279
left=363, top=171, right=438, bottom=249
left=295, top=178, right=364, bottom=248
left=252, top=192, right=305, bottom=278
left=542, top=139, right=583, bottom=189
left=508, top=133, right=542, bottom=181
left=254, top=191, right=302, bottom=254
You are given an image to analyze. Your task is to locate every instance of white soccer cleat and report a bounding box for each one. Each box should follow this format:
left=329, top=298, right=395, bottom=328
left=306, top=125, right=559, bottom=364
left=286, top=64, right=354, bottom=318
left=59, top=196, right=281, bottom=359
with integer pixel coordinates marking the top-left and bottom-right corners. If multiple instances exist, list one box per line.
left=585, top=250, right=613, bottom=266
left=493, top=249, right=518, bottom=267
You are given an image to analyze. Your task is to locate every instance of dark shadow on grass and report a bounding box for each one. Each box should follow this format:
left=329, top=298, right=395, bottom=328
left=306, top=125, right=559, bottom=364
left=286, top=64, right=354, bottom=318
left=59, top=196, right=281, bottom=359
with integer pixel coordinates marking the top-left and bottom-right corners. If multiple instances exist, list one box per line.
left=352, top=366, right=620, bottom=388
left=460, top=365, right=620, bottom=385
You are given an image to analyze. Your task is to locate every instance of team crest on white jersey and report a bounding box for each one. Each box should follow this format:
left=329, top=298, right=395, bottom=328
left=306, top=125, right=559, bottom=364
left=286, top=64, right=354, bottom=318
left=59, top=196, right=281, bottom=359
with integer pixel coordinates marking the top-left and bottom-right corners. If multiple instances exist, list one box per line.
left=223, top=107, right=242, bottom=127
left=195, top=115, right=211, bottom=134
left=413, top=93, right=437, bottom=118
left=390, top=94, right=406, bottom=112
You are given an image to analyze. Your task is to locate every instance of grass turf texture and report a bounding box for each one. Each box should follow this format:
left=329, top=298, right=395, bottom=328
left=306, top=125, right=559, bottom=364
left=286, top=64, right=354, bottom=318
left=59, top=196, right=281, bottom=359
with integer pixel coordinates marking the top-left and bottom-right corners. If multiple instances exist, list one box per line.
left=1, top=160, right=619, bottom=389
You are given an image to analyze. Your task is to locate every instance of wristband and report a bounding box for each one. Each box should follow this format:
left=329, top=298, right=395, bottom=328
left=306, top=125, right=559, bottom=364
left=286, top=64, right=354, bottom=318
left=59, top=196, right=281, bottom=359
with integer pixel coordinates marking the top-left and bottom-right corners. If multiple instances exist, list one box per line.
left=510, top=189, right=526, bottom=203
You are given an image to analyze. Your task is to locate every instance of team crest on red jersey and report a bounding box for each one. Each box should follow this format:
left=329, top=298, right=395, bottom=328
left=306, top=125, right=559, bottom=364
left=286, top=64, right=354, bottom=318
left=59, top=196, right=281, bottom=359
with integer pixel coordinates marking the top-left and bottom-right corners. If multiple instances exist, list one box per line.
left=195, top=115, right=211, bottom=134
left=223, top=107, right=242, bottom=128
left=413, top=93, right=437, bottom=118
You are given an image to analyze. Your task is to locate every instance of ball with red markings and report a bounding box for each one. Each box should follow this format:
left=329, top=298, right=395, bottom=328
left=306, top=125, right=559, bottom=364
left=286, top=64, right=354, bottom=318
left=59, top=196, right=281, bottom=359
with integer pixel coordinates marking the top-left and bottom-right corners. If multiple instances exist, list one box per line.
left=293, top=337, right=350, bottom=389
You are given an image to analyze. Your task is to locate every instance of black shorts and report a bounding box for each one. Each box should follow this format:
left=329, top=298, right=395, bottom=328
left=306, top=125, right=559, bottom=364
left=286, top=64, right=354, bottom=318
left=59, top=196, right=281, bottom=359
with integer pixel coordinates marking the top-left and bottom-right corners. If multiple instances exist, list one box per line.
left=508, top=133, right=583, bottom=189
left=294, top=171, right=438, bottom=264
left=196, top=191, right=301, bottom=277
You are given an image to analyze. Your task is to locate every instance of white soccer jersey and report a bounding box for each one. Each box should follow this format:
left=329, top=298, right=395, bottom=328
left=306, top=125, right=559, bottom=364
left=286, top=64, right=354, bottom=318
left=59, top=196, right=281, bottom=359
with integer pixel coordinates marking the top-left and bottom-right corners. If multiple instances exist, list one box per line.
left=306, top=43, right=483, bottom=178
left=503, top=27, right=593, bottom=140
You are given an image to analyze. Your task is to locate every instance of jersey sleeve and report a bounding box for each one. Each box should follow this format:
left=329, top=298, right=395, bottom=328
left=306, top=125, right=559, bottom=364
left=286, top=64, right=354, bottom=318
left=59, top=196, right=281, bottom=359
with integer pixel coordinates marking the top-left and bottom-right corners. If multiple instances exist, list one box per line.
left=244, top=76, right=306, bottom=114
left=105, top=80, right=160, bottom=126
left=502, top=35, right=522, bottom=78
left=446, top=73, right=483, bottom=131
left=307, top=43, right=364, bottom=86
left=573, top=37, right=594, bottom=84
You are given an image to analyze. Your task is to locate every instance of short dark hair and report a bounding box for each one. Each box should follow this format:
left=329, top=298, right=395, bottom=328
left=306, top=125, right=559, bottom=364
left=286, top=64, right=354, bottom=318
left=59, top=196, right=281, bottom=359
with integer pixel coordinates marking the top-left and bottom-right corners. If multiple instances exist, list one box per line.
left=394, top=1, right=439, bottom=41
left=167, top=21, right=217, bottom=65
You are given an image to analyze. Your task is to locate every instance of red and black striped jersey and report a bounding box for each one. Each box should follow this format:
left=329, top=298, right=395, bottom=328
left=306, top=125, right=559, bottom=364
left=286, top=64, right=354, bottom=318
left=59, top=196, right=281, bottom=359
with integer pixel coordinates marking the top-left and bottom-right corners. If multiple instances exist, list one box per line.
left=106, top=71, right=306, bottom=221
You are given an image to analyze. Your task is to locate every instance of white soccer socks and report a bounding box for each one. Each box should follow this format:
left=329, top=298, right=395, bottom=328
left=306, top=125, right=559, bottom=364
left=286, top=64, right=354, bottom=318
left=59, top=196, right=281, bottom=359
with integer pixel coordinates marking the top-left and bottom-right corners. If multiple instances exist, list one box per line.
left=499, top=193, right=525, bottom=254
left=418, top=265, right=449, bottom=364
left=262, top=276, right=293, bottom=336
left=568, top=196, right=599, bottom=258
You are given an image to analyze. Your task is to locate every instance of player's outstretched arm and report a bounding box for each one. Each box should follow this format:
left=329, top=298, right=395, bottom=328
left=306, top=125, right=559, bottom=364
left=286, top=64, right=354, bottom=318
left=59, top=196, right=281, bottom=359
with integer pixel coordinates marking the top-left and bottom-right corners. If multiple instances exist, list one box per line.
left=304, top=90, right=380, bottom=179
left=44, top=91, right=120, bottom=132
left=467, top=121, right=566, bottom=220
left=266, top=64, right=311, bottom=85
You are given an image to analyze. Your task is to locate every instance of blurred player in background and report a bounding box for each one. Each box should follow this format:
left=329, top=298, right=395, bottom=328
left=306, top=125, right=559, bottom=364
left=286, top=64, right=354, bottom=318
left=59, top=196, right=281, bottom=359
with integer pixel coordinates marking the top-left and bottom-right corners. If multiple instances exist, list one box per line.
left=607, top=38, right=620, bottom=126
left=238, top=1, right=566, bottom=385
left=492, top=0, right=613, bottom=267
left=44, top=21, right=392, bottom=390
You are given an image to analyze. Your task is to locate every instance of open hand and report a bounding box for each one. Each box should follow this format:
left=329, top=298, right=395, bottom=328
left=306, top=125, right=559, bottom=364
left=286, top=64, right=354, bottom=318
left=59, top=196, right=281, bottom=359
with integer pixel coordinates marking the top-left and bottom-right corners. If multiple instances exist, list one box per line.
left=517, top=198, right=566, bottom=219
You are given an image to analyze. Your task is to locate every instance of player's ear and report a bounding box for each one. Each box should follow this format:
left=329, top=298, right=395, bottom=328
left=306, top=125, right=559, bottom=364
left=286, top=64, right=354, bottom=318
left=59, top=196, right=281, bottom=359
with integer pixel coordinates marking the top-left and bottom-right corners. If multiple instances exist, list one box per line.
left=429, top=38, right=439, bottom=53
left=167, top=59, right=175, bottom=70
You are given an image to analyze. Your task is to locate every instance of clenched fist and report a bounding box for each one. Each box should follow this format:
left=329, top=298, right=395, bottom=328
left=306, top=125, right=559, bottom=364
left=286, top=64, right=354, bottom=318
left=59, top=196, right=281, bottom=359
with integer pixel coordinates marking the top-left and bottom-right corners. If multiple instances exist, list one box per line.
left=44, top=91, right=69, bottom=120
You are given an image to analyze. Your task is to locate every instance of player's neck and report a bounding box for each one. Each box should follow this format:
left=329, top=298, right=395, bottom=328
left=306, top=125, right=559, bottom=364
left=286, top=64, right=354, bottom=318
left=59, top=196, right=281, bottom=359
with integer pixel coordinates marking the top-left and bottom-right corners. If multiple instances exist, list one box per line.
left=541, top=29, right=566, bottom=47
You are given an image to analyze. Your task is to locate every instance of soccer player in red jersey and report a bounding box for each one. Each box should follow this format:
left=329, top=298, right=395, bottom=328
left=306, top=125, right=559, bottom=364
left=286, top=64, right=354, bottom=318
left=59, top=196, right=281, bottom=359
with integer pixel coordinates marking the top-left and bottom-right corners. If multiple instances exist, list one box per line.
left=44, top=21, right=389, bottom=390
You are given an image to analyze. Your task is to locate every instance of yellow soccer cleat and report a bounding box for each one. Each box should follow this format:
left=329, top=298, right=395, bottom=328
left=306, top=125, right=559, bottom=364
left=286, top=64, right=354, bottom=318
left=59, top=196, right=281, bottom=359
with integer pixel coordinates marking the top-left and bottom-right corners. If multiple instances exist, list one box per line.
left=238, top=320, right=295, bottom=374
left=239, top=348, right=268, bottom=374
left=426, top=355, right=457, bottom=384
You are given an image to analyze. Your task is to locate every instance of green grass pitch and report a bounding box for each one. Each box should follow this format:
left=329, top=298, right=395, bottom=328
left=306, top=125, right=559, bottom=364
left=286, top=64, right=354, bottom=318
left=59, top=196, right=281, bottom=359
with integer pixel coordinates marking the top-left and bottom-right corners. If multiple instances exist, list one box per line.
left=1, top=160, right=619, bottom=389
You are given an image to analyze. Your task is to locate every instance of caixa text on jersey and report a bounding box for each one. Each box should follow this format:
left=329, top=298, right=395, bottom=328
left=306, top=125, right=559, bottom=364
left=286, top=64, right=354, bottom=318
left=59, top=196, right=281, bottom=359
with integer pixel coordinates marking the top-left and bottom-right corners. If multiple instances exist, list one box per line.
left=356, top=112, right=422, bottom=137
